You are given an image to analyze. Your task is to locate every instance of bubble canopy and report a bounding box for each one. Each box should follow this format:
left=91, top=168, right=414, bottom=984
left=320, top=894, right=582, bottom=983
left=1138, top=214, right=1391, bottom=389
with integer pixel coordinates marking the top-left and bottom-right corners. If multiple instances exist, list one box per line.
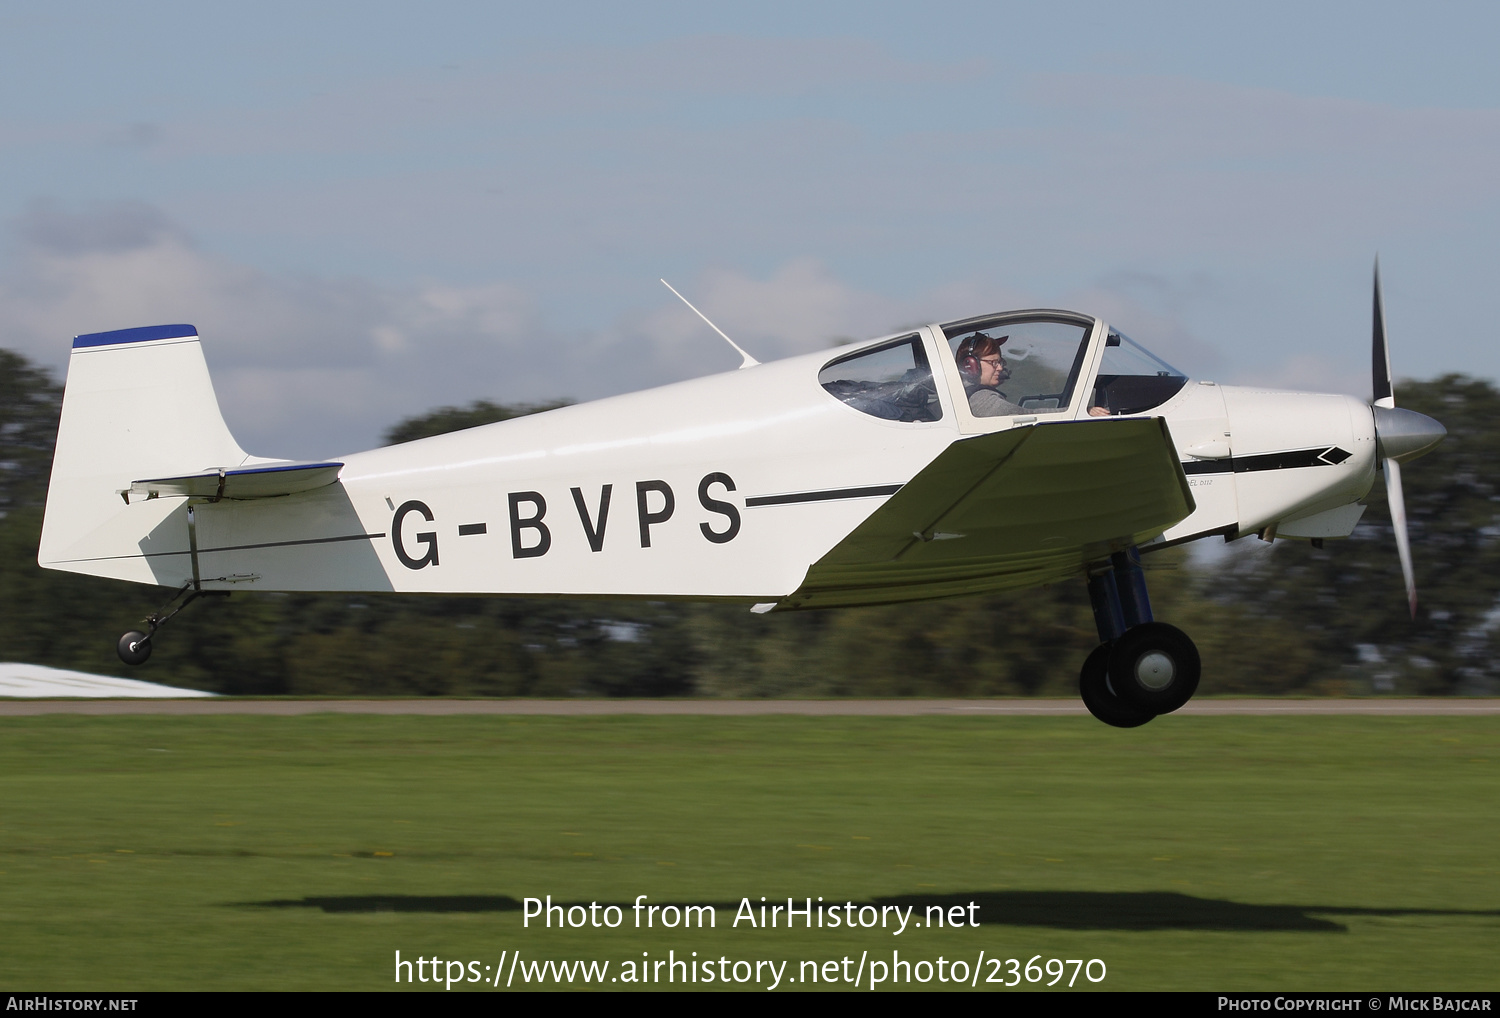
left=819, top=311, right=1190, bottom=423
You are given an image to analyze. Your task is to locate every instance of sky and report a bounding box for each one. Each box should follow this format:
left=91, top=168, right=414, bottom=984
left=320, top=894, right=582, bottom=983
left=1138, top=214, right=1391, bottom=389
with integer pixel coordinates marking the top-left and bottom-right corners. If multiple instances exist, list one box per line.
left=2, top=1, right=1498, bottom=457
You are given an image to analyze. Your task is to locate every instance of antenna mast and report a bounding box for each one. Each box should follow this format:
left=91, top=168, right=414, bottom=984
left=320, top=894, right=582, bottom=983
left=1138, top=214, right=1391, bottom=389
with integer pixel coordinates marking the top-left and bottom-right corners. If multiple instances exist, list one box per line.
left=659, top=279, right=759, bottom=369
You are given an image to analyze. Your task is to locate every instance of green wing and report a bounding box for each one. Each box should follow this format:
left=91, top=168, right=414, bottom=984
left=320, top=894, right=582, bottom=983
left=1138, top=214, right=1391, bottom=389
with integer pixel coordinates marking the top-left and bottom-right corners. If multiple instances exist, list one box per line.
left=780, top=418, right=1194, bottom=610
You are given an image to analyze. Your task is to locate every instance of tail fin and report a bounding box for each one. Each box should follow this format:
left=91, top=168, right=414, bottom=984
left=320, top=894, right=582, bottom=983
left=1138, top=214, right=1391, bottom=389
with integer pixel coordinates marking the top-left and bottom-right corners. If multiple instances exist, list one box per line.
left=38, top=324, right=250, bottom=585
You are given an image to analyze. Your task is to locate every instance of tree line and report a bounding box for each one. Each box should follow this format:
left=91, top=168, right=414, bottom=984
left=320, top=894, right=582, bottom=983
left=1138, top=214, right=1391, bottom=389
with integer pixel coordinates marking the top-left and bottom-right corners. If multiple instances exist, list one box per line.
left=1, top=346, right=1494, bottom=697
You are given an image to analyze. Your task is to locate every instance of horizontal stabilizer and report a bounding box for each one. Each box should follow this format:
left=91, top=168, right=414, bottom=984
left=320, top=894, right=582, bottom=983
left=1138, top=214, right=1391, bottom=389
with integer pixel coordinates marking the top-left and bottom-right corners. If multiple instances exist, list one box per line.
left=129, top=461, right=344, bottom=500
left=781, top=417, right=1194, bottom=609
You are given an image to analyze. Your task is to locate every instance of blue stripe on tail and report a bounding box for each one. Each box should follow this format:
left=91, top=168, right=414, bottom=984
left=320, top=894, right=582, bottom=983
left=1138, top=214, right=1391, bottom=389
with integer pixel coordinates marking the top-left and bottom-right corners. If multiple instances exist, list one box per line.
left=73, top=324, right=197, bottom=348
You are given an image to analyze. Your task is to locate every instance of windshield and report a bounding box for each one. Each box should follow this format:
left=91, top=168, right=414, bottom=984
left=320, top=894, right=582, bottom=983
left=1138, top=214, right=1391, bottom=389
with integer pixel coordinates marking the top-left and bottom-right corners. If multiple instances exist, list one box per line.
left=1092, top=331, right=1188, bottom=415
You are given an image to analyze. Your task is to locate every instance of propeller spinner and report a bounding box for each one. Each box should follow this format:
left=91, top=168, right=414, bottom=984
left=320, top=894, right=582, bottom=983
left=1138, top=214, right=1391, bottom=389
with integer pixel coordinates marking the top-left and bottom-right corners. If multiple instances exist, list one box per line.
left=1370, top=260, right=1446, bottom=617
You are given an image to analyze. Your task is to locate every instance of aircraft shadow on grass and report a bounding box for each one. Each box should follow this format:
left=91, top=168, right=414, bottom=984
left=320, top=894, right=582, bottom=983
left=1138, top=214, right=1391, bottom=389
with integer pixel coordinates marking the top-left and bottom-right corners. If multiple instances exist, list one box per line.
left=243, top=891, right=1500, bottom=933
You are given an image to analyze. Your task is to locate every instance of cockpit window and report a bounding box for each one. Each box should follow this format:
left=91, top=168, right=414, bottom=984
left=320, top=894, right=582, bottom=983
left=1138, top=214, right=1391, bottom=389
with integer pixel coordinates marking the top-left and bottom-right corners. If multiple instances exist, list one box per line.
left=1093, top=331, right=1188, bottom=415
left=944, top=318, right=1091, bottom=417
left=819, top=335, right=942, bottom=422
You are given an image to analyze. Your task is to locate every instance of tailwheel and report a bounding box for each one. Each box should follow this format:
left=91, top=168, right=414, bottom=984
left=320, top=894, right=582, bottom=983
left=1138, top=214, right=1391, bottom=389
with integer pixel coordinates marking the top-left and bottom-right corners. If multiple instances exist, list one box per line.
left=1079, top=642, right=1154, bottom=728
left=117, top=631, right=152, bottom=666
left=1107, top=622, right=1200, bottom=715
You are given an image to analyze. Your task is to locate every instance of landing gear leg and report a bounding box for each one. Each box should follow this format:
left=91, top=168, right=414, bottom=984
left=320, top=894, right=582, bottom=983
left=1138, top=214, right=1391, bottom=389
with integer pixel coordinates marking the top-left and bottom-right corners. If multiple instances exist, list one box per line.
left=116, top=582, right=227, bottom=666
left=1079, top=548, right=1200, bottom=725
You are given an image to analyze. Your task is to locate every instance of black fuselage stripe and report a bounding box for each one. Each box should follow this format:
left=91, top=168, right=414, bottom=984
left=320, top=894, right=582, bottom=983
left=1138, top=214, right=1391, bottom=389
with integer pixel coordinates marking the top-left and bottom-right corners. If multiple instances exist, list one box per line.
left=745, top=484, right=903, bottom=508
left=69, top=532, right=388, bottom=563
left=201, top=532, right=386, bottom=554
left=1181, top=447, right=1352, bottom=476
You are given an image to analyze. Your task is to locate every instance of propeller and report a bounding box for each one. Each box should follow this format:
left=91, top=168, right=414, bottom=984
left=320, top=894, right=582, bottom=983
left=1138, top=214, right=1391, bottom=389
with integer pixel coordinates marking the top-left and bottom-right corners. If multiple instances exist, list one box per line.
left=1369, top=259, right=1446, bottom=617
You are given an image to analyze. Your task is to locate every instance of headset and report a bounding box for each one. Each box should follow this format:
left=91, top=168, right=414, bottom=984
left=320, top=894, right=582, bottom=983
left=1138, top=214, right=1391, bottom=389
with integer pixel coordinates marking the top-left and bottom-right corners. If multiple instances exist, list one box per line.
left=955, top=332, right=1008, bottom=378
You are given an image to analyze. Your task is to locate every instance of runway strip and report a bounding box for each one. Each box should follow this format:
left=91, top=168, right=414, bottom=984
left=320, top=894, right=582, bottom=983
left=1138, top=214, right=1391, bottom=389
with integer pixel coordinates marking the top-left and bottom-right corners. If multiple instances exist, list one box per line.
left=0, top=698, right=1496, bottom=716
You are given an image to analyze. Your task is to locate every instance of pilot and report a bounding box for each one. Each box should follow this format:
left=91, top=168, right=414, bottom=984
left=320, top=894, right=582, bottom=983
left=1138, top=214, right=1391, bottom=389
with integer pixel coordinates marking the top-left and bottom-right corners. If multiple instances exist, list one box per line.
left=955, top=332, right=1025, bottom=417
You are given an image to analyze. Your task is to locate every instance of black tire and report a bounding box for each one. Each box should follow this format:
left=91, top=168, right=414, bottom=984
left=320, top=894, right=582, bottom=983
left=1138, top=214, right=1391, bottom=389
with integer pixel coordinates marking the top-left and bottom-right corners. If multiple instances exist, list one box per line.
left=118, top=631, right=152, bottom=666
left=1079, top=642, right=1154, bottom=728
left=1107, top=622, right=1200, bottom=714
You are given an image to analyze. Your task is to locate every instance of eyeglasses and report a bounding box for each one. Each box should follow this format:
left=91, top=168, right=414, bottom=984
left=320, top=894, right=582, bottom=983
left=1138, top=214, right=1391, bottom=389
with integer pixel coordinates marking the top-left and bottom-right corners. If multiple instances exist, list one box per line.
left=979, top=357, right=1003, bottom=367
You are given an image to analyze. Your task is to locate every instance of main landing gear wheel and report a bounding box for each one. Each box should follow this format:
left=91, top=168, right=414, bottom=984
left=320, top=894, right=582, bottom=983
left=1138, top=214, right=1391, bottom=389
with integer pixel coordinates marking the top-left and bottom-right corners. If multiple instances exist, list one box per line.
left=117, top=631, right=152, bottom=666
left=1079, top=642, right=1154, bottom=729
left=1107, top=622, right=1200, bottom=715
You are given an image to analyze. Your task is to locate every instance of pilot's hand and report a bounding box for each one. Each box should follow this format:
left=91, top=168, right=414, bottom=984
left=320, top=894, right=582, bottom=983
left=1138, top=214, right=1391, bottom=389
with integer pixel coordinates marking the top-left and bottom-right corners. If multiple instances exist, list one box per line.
left=1088, top=405, right=1111, bottom=417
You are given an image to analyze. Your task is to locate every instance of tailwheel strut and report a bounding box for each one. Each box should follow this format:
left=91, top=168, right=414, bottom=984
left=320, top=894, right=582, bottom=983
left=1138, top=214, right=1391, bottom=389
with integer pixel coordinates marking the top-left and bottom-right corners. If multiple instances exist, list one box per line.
left=117, top=501, right=231, bottom=665
left=117, top=582, right=228, bottom=665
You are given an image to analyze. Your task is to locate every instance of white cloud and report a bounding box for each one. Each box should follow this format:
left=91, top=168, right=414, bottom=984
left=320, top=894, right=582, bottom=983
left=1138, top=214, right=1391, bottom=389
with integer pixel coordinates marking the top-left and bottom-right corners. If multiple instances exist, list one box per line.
left=3, top=203, right=1037, bottom=457
left=0, top=201, right=553, bottom=456
left=0, top=199, right=1401, bottom=463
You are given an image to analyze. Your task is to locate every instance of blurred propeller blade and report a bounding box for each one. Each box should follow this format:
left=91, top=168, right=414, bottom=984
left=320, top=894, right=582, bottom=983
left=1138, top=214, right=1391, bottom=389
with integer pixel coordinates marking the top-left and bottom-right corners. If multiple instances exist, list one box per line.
left=1384, top=457, right=1417, bottom=618
left=1370, top=258, right=1429, bottom=616
left=1373, top=258, right=1395, bottom=409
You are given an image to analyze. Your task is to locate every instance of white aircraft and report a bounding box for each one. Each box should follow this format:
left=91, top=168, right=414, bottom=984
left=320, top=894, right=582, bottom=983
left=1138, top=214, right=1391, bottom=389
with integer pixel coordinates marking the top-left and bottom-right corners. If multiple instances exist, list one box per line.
left=38, top=268, right=1444, bottom=726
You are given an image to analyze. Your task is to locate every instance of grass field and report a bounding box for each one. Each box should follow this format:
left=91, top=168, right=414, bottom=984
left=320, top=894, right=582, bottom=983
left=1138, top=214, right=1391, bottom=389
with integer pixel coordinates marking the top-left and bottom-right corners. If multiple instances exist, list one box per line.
left=0, top=713, right=1496, bottom=991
